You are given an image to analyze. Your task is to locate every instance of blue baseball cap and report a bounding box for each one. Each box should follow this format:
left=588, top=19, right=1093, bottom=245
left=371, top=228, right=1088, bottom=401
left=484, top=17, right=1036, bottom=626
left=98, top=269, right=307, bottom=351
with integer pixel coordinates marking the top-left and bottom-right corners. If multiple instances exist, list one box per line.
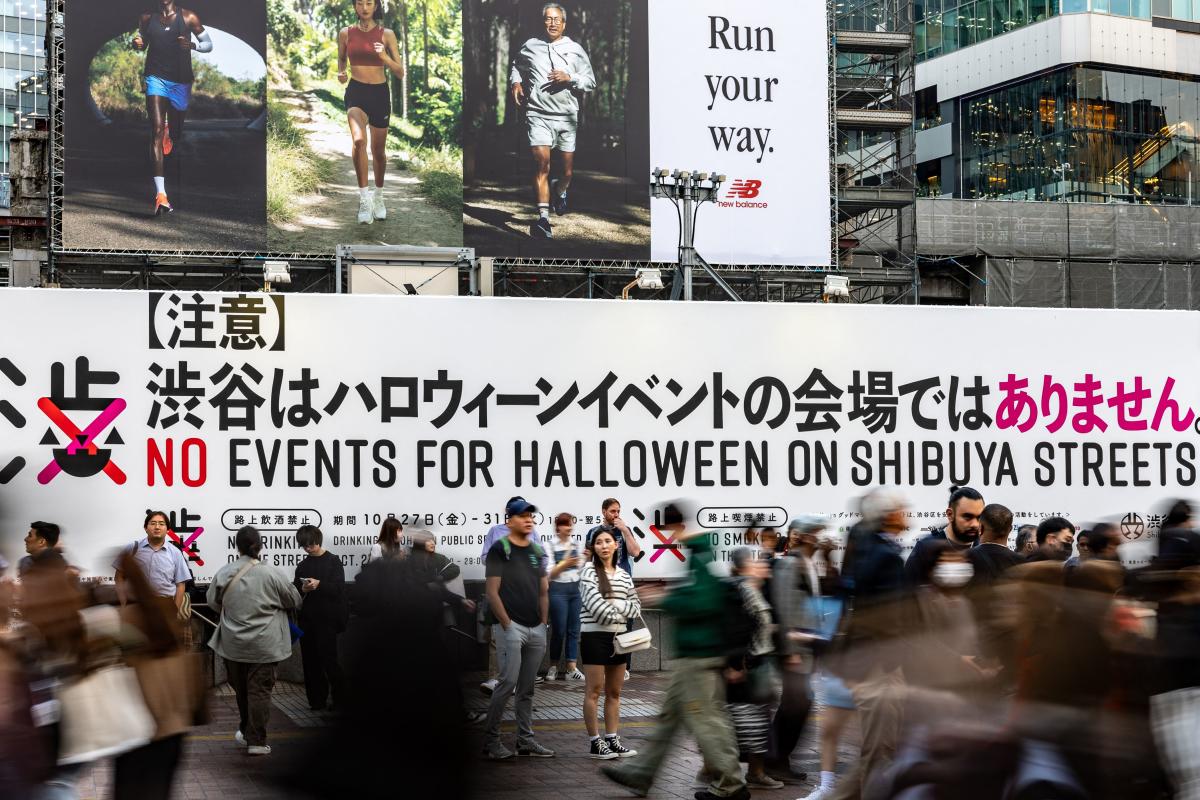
left=506, top=496, right=538, bottom=516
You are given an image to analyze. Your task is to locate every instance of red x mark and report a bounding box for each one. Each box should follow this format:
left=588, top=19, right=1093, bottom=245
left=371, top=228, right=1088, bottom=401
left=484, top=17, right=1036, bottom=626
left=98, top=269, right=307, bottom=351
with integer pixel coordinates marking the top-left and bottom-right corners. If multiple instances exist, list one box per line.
left=649, top=524, right=685, bottom=563
left=167, top=527, right=205, bottom=567
left=36, top=397, right=127, bottom=485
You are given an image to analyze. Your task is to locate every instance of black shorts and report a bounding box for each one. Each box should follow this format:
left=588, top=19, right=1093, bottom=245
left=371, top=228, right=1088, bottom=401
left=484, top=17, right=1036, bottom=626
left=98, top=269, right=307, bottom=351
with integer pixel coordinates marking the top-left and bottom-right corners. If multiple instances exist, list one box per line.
left=345, top=79, right=390, bottom=129
left=580, top=631, right=625, bottom=666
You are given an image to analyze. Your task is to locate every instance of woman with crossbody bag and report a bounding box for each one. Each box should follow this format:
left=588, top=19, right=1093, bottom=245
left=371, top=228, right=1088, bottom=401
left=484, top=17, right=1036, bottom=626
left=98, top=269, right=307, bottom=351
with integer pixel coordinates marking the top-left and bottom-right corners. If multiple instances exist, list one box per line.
left=579, top=528, right=640, bottom=760
left=206, top=526, right=301, bottom=756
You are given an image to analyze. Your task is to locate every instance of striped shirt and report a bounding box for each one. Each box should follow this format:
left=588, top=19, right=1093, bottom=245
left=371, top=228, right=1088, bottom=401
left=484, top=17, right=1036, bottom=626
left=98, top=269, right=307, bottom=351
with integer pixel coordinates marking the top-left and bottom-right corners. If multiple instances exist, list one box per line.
left=579, top=562, right=640, bottom=633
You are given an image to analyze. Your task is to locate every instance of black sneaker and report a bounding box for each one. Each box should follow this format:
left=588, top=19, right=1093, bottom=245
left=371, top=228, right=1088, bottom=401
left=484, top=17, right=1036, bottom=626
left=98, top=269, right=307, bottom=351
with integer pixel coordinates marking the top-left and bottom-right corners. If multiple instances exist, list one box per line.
left=589, top=737, right=618, bottom=760
left=530, top=216, right=553, bottom=239
left=551, top=180, right=569, bottom=215
left=605, top=735, right=637, bottom=757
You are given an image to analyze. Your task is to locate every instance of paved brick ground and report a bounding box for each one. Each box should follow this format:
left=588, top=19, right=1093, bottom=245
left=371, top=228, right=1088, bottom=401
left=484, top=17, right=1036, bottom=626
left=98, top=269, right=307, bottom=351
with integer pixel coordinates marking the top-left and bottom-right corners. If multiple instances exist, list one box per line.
left=75, top=672, right=856, bottom=800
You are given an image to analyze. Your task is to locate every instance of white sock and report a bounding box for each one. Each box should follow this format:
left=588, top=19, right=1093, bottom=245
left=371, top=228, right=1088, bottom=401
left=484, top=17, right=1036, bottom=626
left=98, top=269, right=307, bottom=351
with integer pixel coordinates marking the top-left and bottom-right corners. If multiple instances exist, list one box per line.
left=538, top=204, right=550, bottom=219
left=360, top=187, right=372, bottom=199
left=590, top=735, right=600, bottom=742
left=154, top=176, right=165, bottom=194
left=820, top=771, right=836, bottom=790
left=605, top=733, right=617, bottom=739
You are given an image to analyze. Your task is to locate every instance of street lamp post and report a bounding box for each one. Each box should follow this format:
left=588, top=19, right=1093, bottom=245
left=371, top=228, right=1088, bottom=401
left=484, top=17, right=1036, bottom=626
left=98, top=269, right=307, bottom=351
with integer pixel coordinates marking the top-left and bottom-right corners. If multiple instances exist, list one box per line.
left=649, top=168, right=741, bottom=302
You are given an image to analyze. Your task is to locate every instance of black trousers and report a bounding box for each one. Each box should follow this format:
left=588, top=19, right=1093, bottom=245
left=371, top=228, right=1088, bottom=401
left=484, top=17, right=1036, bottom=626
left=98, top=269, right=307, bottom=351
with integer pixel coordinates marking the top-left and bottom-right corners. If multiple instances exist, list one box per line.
left=769, top=667, right=814, bottom=770
left=300, top=622, right=344, bottom=710
left=112, top=733, right=184, bottom=800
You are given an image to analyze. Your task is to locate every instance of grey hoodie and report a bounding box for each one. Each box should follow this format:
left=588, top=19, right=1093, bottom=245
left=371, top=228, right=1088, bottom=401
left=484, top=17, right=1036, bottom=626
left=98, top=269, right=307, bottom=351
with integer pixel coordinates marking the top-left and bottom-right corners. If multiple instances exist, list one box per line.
left=509, top=35, right=596, bottom=120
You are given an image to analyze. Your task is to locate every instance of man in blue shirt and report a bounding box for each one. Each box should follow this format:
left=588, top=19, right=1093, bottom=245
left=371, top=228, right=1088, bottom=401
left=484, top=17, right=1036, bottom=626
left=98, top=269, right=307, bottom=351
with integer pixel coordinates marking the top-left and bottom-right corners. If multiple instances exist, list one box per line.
left=114, top=510, right=192, bottom=613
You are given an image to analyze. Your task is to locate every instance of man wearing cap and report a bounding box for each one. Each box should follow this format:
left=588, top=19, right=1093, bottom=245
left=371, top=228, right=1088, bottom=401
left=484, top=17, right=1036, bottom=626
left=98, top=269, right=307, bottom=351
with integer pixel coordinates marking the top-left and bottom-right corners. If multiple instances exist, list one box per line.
left=479, top=496, right=548, bottom=694
left=482, top=497, right=555, bottom=760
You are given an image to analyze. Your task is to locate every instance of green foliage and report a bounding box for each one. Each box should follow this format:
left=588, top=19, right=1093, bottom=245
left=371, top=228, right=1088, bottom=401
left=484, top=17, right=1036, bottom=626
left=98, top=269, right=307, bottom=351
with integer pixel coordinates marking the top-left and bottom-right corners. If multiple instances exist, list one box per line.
left=266, top=99, right=333, bottom=223
left=89, top=35, right=264, bottom=122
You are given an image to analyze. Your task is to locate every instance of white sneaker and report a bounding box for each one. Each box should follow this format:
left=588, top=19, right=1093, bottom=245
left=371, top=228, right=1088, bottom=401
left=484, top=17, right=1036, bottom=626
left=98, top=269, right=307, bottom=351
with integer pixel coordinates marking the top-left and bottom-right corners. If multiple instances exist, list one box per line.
left=624, top=670, right=631, bottom=681
left=480, top=677, right=499, bottom=695
left=565, top=668, right=585, bottom=681
left=234, top=730, right=246, bottom=746
left=545, top=665, right=558, bottom=681
left=357, top=192, right=373, bottom=225
left=801, top=786, right=834, bottom=800
left=246, top=745, right=272, bottom=756
left=373, top=190, right=387, bottom=220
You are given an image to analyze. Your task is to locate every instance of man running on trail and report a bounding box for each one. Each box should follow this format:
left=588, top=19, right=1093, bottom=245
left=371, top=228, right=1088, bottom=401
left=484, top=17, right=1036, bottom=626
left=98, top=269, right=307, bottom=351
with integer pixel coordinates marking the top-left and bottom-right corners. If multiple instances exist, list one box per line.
left=132, top=0, right=211, bottom=215
left=508, top=3, right=595, bottom=240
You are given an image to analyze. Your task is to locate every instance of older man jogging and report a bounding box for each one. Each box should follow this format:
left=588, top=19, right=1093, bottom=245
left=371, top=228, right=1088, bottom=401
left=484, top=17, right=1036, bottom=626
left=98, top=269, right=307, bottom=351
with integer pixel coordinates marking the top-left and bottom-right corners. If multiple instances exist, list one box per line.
left=509, top=2, right=595, bottom=240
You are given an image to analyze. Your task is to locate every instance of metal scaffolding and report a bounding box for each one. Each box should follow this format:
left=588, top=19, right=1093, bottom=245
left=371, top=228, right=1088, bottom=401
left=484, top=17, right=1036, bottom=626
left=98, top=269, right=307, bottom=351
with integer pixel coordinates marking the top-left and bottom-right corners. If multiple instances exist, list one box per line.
left=834, top=0, right=918, bottom=303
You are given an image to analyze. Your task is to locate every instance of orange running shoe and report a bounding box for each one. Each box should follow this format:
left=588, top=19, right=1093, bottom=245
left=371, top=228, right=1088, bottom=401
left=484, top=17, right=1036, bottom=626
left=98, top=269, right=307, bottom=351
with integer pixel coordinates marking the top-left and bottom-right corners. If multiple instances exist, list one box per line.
left=154, top=192, right=173, bottom=215
left=162, top=120, right=172, bottom=156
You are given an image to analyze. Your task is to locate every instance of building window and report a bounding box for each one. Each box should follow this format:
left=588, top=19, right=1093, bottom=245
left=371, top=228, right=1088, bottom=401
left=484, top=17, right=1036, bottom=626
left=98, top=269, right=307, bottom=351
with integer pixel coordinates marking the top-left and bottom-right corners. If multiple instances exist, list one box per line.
left=960, top=66, right=1200, bottom=204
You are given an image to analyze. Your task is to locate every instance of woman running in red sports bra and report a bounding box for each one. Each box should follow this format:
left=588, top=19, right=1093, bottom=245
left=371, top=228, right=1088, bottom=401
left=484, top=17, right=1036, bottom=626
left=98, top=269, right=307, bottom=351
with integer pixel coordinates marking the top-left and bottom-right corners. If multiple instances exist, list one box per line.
left=337, top=0, right=404, bottom=225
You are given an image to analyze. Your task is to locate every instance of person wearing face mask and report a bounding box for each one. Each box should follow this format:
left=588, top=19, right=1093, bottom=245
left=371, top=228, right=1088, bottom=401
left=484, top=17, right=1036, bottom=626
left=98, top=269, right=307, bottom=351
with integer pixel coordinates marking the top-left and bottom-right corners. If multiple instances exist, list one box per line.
left=909, top=541, right=994, bottom=696
left=905, top=486, right=984, bottom=586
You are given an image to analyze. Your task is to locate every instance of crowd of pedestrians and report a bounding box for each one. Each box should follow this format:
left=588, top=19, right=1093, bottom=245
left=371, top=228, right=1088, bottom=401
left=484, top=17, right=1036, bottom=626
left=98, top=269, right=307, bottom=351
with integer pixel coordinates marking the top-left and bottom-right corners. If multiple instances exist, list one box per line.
left=7, top=487, right=1200, bottom=800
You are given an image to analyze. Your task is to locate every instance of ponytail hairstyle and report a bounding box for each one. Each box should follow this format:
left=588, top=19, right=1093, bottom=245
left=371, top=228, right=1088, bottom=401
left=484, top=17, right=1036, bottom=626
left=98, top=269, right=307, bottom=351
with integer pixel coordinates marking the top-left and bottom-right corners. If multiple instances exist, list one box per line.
left=589, top=526, right=617, bottom=599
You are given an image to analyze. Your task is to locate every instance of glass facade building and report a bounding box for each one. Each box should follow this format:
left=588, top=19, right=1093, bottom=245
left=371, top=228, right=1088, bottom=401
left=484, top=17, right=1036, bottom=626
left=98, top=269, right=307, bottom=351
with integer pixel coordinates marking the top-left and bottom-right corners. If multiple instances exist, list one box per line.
left=911, top=0, right=1200, bottom=62
left=0, top=0, right=46, bottom=201
left=960, top=66, right=1200, bottom=203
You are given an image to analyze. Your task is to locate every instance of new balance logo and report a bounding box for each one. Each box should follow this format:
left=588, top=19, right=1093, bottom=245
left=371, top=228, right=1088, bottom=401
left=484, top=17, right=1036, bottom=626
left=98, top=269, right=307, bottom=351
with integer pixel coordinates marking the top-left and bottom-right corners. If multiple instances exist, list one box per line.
left=726, top=179, right=762, bottom=199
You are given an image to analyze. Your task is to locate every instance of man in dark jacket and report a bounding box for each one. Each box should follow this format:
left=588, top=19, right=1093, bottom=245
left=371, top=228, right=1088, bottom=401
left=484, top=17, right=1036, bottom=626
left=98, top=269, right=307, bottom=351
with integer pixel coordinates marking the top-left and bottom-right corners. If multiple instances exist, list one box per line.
left=905, top=486, right=983, bottom=585
left=830, top=489, right=910, bottom=800
left=601, top=503, right=748, bottom=800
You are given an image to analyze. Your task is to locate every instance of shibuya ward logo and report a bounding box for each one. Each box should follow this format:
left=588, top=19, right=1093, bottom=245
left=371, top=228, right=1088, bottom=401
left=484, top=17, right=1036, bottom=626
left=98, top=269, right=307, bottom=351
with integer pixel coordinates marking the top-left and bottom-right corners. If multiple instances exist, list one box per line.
left=1120, top=512, right=1145, bottom=540
left=726, top=179, right=762, bottom=199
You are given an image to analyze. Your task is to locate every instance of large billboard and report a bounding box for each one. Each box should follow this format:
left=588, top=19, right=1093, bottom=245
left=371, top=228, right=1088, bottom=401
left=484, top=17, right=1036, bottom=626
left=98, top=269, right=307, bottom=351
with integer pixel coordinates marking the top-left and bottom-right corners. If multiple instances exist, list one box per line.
left=60, top=0, right=831, bottom=264
left=0, top=289, right=1194, bottom=580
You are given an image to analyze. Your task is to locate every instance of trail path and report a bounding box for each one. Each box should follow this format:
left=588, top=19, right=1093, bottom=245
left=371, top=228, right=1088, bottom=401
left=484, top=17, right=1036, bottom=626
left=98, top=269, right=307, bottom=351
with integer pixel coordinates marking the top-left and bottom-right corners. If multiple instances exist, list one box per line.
left=269, top=88, right=462, bottom=253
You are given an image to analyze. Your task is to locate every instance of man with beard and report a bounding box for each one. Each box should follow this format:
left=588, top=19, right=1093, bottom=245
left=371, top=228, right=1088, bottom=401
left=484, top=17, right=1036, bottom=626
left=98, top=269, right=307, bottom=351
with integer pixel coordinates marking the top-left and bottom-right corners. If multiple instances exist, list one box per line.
left=905, top=485, right=984, bottom=585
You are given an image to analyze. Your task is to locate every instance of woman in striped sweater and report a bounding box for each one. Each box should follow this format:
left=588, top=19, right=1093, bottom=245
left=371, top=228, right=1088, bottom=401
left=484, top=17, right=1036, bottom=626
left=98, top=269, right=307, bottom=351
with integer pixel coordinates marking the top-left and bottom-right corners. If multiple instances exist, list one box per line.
left=579, top=526, right=641, bottom=760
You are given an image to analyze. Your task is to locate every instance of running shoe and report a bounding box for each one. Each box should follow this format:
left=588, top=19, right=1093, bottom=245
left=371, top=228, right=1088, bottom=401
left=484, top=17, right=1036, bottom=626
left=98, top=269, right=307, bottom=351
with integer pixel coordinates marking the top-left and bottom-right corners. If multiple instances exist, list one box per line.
left=154, top=192, right=173, bottom=215
left=246, top=745, right=272, bottom=757
left=565, top=668, right=585, bottom=681
left=516, top=740, right=555, bottom=758
left=605, top=735, right=637, bottom=758
left=745, top=773, right=785, bottom=789
left=529, top=216, right=553, bottom=239
left=162, top=120, right=172, bottom=156
left=234, top=730, right=246, bottom=746
left=479, top=677, right=499, bottom=695
left=544, top=665, right=558, bottom=681
left=482, top=741, right=514, bottom=760
left=589, top=737, right=618, bottom=760
left=599, top=764, right=651, bottom=797
left=357, top=193, right=373, bottom=225
left=551, top=180, right=568, bottom=215
left=799, top=787, right=834, bottom=800
left=624, top=670, right=631, bottom=681
left=373, top=190, right=387, bottom=220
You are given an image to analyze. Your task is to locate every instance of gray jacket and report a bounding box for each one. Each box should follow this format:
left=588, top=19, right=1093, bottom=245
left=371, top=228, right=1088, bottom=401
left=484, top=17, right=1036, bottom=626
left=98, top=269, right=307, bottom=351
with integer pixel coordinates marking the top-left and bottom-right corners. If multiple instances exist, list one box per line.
left=207, top=556, right=301, bottom=664
left=509, top=35, right=596, bottom=120
left=772, top=554, right=819, bottom=658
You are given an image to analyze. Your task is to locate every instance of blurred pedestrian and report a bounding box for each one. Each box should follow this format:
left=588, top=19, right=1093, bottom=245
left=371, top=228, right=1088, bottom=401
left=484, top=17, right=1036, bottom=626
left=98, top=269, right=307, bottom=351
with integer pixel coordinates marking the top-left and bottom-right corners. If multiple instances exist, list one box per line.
left=1029, top=517, right=1076, bottom=563
left=725, top=547, right=782, bottom=790
left=1014, top=524, right=1038, bottom=557
left=579, top=526, right=640, bottom=759
left=207, top=525, right=301, bottom=756
left=294, top=524, right=347, bottom=712
left=601, top=502, right=749, bottom=800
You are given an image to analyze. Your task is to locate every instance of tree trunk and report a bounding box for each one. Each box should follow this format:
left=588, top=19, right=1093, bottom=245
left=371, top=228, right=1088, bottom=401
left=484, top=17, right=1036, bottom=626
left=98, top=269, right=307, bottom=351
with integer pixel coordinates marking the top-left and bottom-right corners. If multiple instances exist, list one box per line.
left=422, top=2, right=429, bottom=91
left=400, top=1, right=410, bottom=119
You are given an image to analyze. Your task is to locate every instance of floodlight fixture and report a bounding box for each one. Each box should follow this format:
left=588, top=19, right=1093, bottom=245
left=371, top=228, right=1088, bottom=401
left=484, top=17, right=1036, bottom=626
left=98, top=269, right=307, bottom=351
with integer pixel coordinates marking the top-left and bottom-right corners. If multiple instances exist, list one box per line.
left=262, top=260, right=291, bottom=291
left=822, top=274, right=850, bottom=300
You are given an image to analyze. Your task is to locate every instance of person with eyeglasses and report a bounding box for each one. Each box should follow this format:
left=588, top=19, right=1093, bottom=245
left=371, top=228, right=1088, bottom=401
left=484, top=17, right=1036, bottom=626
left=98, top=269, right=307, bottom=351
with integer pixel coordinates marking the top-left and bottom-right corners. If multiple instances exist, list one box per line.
left=114, top=510, right=192, bottom=614
left=508, top=2, right=596, bottom=240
